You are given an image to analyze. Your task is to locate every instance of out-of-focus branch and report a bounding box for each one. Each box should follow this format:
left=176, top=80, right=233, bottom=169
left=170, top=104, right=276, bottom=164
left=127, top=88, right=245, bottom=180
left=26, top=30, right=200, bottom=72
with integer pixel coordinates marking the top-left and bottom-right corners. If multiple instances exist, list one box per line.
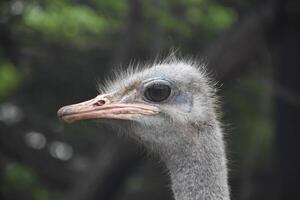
left=68, top=1, right=145, bottom=200
left=272, top=0, right=300, bottom=199
left=67, top=138, right=142, bottom=200
left=204, top=7, right=275, bottom=83
left=110, top=0, right=143, bottom=67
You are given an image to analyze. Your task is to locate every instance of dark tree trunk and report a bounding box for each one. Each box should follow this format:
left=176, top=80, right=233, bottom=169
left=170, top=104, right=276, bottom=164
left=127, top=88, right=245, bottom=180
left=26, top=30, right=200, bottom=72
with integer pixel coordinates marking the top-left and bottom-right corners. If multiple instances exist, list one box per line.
left=272, top=0, right=300, bottom=199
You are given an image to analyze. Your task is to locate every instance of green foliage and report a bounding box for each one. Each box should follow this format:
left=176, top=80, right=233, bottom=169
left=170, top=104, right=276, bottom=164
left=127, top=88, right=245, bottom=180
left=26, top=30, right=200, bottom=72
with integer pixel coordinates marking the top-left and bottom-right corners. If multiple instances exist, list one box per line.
left=225, top=77, right=274, bottom=163
left=20, top=0, right=236, bottom=47
left=146, top=0, right=236, bottom=38
left=23, top=1, right=108, bottom=44
left=193, top=3, right=236, bottom=33
left=1, top=162, right=53, bottom=200
left=92, top=0, right=128, bottom=18
left=3, top=163, right=36, bottom=189
left=0, top=62, right=21, bottom=99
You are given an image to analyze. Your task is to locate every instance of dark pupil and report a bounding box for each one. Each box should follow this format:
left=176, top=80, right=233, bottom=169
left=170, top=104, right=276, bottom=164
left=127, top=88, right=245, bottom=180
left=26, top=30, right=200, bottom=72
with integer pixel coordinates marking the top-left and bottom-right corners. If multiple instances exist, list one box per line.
left=145, top=83, right=171, bottom=102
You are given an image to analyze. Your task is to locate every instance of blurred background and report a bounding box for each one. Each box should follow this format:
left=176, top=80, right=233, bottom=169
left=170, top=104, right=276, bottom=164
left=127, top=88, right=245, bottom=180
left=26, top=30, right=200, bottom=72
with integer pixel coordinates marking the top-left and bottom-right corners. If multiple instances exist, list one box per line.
left=0, top=0, right=299, bottom=200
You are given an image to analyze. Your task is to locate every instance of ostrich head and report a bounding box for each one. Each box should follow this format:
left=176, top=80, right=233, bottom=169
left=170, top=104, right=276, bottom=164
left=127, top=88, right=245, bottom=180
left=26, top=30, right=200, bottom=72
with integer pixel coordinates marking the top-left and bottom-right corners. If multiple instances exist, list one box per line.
left=57, top=59, right=217, bottom=155
left=58, top=58, right=230, bottom=200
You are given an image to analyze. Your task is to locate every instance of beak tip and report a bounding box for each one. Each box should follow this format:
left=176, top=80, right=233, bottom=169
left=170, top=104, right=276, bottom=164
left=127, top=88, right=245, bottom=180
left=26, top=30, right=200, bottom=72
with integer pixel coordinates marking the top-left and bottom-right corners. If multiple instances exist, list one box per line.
left=57, top=107, right=65, bottom=118
left=57, top=106, right=71, bottom=118
left=57, top=107, right=74, bottom=124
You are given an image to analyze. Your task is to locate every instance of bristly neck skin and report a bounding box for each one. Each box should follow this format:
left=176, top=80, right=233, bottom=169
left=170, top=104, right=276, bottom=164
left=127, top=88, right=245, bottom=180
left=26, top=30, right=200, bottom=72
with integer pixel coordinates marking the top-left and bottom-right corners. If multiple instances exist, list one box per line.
left=161, top=124, right=230, bottom=200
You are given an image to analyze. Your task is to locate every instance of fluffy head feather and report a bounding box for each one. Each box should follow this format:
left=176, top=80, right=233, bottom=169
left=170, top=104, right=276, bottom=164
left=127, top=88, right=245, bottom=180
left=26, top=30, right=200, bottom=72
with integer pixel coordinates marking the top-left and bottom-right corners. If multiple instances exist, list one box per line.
left=96, top=58, right=220, bottom=155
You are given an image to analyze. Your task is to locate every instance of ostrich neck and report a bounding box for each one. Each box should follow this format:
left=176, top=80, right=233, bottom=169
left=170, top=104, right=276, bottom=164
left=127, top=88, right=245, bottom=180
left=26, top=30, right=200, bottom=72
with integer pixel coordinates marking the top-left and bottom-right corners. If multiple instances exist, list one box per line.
left=163, top=126, right=230, bottom=200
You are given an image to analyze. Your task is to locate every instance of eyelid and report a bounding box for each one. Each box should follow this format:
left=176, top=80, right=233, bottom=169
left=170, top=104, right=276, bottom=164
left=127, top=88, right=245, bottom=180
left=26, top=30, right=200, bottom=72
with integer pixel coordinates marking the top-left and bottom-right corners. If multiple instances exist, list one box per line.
left=142, top=77, right=172, bottom=86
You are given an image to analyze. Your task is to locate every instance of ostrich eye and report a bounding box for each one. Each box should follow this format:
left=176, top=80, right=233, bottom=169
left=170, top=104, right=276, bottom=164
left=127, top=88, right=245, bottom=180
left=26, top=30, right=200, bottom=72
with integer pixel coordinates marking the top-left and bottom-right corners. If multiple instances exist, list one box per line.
left=144, top=83, right=171, bottom=102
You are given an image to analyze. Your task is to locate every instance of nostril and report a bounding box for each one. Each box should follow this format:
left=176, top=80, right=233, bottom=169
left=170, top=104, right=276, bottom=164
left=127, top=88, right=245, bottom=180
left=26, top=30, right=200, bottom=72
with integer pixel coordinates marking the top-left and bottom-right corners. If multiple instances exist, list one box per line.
left=98, top=100, right=106, bottom=105
left=93, top=99, right=106, bottom=106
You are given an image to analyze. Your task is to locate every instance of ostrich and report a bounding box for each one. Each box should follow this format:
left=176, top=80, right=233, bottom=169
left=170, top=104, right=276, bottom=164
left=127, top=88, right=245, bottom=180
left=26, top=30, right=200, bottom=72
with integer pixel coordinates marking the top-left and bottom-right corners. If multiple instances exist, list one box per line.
left=57, top=58, right=230, bottom=200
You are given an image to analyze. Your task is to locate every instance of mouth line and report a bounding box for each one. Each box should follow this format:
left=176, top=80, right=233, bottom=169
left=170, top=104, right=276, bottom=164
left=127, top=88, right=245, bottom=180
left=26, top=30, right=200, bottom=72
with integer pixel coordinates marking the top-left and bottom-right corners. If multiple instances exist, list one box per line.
left=58, top=104, right=159, bottom=117
left=58, top=103, right=160, bottom=123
